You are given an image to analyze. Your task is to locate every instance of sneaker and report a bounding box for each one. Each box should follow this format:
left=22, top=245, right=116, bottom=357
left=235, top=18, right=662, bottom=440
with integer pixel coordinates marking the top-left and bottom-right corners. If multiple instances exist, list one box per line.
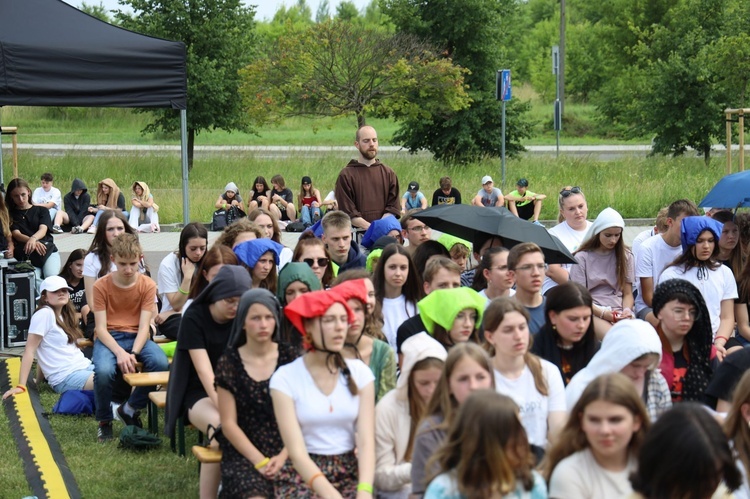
left=97, top=422, right=113, bottom=442
left=87, top=226, right=97, bottom=234
left=71, top=226, right=82, bottom=234
left=117, top=404, right=143, bottom=428
left=52, top=225, right=63, bottom=234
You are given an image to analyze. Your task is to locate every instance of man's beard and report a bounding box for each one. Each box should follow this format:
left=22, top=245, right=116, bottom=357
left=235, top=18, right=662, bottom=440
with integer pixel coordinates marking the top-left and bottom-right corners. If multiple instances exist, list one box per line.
left=360, top=148, right=377, bottom=160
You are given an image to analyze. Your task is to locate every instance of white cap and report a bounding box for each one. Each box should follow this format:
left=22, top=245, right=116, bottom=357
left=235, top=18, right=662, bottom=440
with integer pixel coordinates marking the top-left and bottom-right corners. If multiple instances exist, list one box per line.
left=481, top=175, right=493, bottom=185
left=40, top=275, right=73, bottom=294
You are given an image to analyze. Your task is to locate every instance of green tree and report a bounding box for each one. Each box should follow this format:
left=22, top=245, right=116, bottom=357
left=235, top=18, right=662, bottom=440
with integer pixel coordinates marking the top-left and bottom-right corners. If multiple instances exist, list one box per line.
left=381, top=0, right=533, bottom=162
left=315, top=0, right=330, bottom=22
left=79, top=1, right=112, bottom=23
left=336, top=1, right=360, bottom=21
left=625, top=0, right=731, bottom=162
left=240, top=19, right=470, bottom=129
left=115, top=0, right=256, bottom=170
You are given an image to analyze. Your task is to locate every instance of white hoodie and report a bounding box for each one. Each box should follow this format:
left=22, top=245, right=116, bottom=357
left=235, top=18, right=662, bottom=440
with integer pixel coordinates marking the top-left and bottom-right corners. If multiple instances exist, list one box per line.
left=374, top=333, right=447, bottom=498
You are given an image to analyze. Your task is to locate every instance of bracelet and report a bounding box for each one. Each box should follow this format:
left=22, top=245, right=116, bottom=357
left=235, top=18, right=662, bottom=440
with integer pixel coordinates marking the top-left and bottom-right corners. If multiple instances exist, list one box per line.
left=254, top=457, right=270, bottom=470
left=178, top=286, right=189, bottom=295
left=714, top=336, right=729, bottom=343
left=16, top=385, right=26, bottom=393
left=308, top=472, right=325, bottom=490
left=357, top=482, right=374, bottom=494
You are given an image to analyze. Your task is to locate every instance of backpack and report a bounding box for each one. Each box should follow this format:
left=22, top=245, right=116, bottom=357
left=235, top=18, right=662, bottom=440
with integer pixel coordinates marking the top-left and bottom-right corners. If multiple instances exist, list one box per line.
left=211, top=209, right=228, bottom=231
left=285, top=221, right=307, bottom=233
left=52, top=390, right=96, bottom=416
left=119, top=425, right=161, bottom=451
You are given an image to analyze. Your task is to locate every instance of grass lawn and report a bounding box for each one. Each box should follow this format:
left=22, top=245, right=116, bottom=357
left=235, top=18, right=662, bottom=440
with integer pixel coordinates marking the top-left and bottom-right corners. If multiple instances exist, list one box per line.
left=0, top=376, right=200, bottom=498
left=0, top=92, right=654, bottom=147
left=1, top=149, right=734, bottom=224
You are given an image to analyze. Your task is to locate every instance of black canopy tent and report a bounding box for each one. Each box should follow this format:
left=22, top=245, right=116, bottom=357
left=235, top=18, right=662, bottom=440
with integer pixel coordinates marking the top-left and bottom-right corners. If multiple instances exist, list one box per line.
left=0, top=0, right=190, bottom=224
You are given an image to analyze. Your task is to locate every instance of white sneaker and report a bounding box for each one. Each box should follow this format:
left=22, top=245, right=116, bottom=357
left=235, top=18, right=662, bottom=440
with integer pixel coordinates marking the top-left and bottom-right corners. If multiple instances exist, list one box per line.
left=52, top=225, right=63, bottom=234
left=111, top=402, right=122, bottom=422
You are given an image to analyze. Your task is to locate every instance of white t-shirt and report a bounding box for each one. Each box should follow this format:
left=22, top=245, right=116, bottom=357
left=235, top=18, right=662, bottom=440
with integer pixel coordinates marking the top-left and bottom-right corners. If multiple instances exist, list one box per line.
left=279, top=246, right=293, bottom=270
left=659, top=264, right=738, bottom=336
left=634, top=235, right=682, bottom=314
left=549, top=448, right=635, bottom=499
left=83, top=252, right=116, bottom=278
left=29, top=307, right=91, bottom=388
left=478, top=288, right=515, bottom=308
left=476, top=187, right=503, bottom=207
left=382, top=295, right=417, bottom=351
left=270, top=356, right=374, bottom=455
left=83, top=251, right=147, bottom=279
left=32, top=186, right=62, bottom=210
left=494, top=359, right=566, bottom=448
left=543, top=221, right=592, bottom=294
left=157, top=252, right=181, bottom=313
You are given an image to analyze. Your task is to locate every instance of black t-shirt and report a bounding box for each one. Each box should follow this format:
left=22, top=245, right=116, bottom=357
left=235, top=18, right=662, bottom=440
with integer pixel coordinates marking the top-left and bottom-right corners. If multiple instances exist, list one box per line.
left=178, top=302, right=234, bottom=395
left=704, top=346, right=750, bottom=408
left=396, top=314, right=426, bottom=353
left=10, top=205, right=56, bottom=260
left=431, top=188, right=462, bottom=206
left=68, top=279, right=87, bottom=313
left=272, top=188, right=294, bottom=220
left=671, top=348, right=688, bottom=402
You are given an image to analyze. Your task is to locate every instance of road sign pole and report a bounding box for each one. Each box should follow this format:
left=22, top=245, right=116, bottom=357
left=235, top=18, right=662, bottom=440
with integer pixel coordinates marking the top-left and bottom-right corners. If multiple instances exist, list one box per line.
left=497, top=69, right=511, bottom=190
left=502, top=100, right=506, bottom=189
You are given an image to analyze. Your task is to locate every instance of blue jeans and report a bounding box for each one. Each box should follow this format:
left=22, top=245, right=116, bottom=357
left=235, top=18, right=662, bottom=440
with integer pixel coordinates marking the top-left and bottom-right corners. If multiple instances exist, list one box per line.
left=93, top=332, right=169, bottom=422
left=301, top=205, right=321, bottom=226
left=93, top=209, right=129, bottom=227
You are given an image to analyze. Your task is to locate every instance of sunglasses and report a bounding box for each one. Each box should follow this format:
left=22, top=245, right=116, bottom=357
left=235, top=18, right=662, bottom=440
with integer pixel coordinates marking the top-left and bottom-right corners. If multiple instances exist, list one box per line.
left=304, top=257, right=329, bottom=267
left=559, top=186, right=582, bottom=197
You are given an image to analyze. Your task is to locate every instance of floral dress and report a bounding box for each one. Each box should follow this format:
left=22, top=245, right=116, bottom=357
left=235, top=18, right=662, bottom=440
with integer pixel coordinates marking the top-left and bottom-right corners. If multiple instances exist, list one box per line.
left=214, top=343, right=298, bottom=499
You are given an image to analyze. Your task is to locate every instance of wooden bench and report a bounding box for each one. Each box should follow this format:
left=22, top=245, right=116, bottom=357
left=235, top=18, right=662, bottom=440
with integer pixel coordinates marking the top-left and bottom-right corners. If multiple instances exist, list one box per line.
left=123, top=371, right=169, bottom=387
left=192, top=445, right=222, bottom=468
left=147, top=390, right=166, bottom=435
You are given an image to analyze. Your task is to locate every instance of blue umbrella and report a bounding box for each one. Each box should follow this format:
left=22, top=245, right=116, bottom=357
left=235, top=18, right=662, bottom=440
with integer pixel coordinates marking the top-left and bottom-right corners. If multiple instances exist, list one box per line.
left=699, top=170, right=750, bottom=208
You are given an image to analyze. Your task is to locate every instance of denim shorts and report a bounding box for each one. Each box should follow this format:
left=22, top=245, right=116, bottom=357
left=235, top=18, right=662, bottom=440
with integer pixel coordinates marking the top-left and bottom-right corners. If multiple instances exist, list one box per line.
left=52, top=363, right=95, bottom=394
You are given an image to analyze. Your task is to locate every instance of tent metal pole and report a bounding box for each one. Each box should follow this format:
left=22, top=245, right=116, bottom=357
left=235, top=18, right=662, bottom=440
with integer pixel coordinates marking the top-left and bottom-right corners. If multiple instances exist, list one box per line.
left=180, top=109, right=189, bottom=227
left=0, top=109, right=4, bottom=189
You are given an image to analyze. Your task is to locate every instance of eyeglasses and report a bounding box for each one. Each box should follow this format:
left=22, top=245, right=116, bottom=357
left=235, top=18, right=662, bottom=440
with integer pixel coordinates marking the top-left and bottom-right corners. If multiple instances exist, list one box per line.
left=222, top=297, right=240, bottom=308
left=667, top=307, right=698, bottom=320
left=559, top=186, right=582, bottom=198
left=408, top=225, right=429, bottom=233
left=514, top=263, right=548, bottom=273
left=304, top=257, right=329, bottom=267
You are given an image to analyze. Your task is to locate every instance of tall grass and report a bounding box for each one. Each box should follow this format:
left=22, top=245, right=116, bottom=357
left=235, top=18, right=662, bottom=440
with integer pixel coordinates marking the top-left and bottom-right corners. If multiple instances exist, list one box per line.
left=2, top=150, right=730, bottom=224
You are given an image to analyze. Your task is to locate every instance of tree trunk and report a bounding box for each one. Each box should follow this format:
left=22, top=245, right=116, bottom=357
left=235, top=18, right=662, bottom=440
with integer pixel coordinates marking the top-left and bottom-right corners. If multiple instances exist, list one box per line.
left=356, top=111, right=366, bottom=128
left=704, top=145, right=711, bottom=166
left=188, top=128, right=195, bottom=172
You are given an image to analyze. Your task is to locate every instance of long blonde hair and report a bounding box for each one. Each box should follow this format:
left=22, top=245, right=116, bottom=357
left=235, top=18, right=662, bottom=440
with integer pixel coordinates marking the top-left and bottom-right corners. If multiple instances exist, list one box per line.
left=543, top=373, right=650, bottom=480
left=429, top=390, right=536, bottom=498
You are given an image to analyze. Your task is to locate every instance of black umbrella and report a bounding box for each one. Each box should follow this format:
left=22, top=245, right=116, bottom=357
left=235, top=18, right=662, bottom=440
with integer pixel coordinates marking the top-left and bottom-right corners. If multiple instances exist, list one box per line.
left=413, top=204, right=576, bottom=264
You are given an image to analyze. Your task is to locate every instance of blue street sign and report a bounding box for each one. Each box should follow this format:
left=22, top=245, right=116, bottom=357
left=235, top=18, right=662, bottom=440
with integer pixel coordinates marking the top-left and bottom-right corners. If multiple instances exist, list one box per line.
left=501, top=69, right=511, bottom=102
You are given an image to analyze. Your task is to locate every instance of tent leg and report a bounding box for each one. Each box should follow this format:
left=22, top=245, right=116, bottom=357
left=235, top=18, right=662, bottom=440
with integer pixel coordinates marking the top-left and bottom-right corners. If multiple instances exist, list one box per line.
left=180, top=109, right=189, bottom=227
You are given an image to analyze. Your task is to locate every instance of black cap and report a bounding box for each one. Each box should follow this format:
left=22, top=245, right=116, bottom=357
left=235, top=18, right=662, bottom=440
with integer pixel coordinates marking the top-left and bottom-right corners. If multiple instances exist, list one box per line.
left=302, top=176, right=312, bottom=184
left=517, top=178, right=529, bottom=187
left=408, top=181, right=419, bottom=192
